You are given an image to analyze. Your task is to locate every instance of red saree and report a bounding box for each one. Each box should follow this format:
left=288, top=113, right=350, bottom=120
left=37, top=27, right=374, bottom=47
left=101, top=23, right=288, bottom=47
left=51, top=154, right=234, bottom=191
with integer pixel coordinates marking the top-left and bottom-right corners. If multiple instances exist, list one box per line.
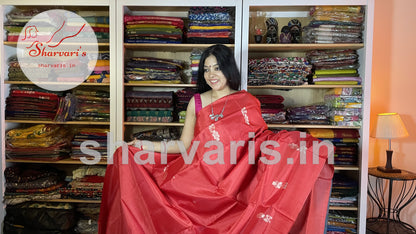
left=98, top=90, right=333, bottom=234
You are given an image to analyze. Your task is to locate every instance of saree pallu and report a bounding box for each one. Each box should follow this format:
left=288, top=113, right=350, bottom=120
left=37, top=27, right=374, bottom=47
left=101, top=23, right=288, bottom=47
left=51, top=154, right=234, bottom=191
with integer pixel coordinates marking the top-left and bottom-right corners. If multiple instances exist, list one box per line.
left=99, top=90, right=333, bottom=233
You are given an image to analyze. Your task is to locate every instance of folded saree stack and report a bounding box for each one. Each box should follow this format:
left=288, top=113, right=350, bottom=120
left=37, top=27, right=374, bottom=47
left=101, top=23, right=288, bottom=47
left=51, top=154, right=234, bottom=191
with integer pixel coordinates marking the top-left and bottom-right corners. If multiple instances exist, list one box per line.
left=308, top=128, right=360, bottom=166
left=131, top=127, right=180, bottom=142
left=5, top=86, right=60, bottom=121
left=85, top=52, right=110, bottom=83
left=175, top=88, right=196, bottom=122
left=74, top=204, right=101, bottom=234
left=4, top=8, right=40, bottom=42
left=124, top=57, right=187, bottom=84
left=255, top=95, right=287, bottom=124
left=76, top=10, right=110, bottom=43
left=4, top=165, right=65, bottom=205
left=71, top=128, right=109, bottom=161
left=4, top=202, right=76, bottom=233
left=303, top=6, right=364, bottom=44
left=7, top=57, right=29, bottom=81
left=325, top=88, right=362, bottom=127
left=187, top=7, right=234, bottom=44
left=326, top=211, right=357, bottom=233
left=286, top=104, right=330, bottom=125
left=72, top=89, right=110, bottom=122
left=190, top=48, right=203, bottom=84
left=248, top=57, right=312, bottom=86
left=125, top=91, right=174, bottom=122
left=124, top=15, right=184, bottom=43
left=5, top=124, right=72, bottom=161
left=60, top=166, right=106, bottom=200
left=330, top=172, right=358, bottom=208
left=307, top=49, right=361, bottom=85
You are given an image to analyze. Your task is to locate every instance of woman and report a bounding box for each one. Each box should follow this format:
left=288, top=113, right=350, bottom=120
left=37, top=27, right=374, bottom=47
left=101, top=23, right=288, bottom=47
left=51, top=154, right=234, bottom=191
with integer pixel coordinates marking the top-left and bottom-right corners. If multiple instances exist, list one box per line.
left=98, top=44, right=333, bottom=234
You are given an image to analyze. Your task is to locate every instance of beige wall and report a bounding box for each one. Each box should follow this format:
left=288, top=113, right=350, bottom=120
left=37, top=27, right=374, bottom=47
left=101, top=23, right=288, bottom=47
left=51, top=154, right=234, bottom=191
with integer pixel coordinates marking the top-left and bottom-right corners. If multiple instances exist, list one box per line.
left=370, top=0, right=416, bottom=226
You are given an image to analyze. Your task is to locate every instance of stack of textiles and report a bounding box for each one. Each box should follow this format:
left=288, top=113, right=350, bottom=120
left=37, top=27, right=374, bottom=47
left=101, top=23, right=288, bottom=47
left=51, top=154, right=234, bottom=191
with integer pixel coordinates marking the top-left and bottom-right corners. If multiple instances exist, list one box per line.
left=85, top=52, right=110, bottom=83
left=60, top=166, right=106, bottom=200
left=4, top=165, right=65, bottom=205
left=5, top=86, right=60, bottom=121
left=255, top=95, right=287, bottom=124
left=308, top=128, right=360, bottom=166
left=187, top=7, right=234, bottom=44
left=325, top=88, right=362, bottom=127
left=190, top=48, right=203, bottom=84
left=71, top=128, right=109, bottom=161
left=74, top=204, right=101, bottom=234
left=303, top=6, right=364, bottom=44
left=54, top=93, right=78, bottom=122
left=125, top=91, right=174, bottom=123
left=3, top=8, right=40, bottom=42
left=76, top=10, right=110, bottom=43
left=286, top=104, right=330, bottom=125
left=175, top=88, right=197, bottom=122
left=330, top=172, right=358, bottom=208
left=72, top=89, right=110, bottom=122
left=4, top=202, right=76, bottom=233
left=326, top=211, right=357, bottom=234
left=5, top=124, right=72, bottom=161
left=131, top=127, right=180, bottom=142
left=124, top=57, right=187, bottom=84
left=248, top=57, right=312, bottom=86
left=7, top=57, right=29, bottom=81
left=124, top=15, right=184, bottom=43
left=306, top=49, right=361, bottom=85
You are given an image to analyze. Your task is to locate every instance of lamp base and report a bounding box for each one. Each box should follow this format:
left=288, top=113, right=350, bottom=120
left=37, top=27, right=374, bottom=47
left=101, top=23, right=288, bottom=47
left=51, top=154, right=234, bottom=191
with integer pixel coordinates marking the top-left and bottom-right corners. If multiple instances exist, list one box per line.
left=377, top=166, right=401, bottom=173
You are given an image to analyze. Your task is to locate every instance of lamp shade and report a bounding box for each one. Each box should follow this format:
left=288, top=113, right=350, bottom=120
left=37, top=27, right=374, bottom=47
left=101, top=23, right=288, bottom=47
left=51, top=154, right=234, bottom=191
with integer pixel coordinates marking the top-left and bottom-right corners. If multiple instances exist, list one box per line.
left=370, top=113, right=409, bottom=139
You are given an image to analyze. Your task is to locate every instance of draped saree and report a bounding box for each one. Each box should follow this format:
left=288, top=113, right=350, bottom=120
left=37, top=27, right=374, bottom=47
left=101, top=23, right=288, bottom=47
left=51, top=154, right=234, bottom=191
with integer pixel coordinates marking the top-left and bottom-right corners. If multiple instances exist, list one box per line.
left=98, top=90, right=334, bottom=234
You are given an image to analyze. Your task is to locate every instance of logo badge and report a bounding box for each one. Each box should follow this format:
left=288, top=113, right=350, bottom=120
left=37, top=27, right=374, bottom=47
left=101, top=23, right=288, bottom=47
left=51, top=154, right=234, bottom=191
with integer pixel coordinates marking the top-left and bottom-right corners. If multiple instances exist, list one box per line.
left=17, top=9, right=98, bottom=91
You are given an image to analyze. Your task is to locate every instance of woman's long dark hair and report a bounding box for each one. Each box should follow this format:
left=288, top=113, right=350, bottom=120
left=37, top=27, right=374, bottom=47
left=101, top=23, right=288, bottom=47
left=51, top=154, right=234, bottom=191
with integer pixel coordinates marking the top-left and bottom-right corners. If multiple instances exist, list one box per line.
left=196, top=44, right=241, bottom=93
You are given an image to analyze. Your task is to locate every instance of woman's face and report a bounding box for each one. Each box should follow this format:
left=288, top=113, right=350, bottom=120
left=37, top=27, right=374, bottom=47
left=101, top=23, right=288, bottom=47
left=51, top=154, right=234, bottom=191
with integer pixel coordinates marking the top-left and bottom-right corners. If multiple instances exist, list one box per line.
left=204, top=55, right=229, bottom=91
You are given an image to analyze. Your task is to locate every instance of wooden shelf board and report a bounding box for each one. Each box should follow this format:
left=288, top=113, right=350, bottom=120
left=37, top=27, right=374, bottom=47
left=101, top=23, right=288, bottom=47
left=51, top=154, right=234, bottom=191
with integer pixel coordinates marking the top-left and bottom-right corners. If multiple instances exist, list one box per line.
left=36, top=199, right=101, bottom=204
left=6, top=158, right=108, bottom=165
left=124, top=83, right=196, bottom=87
left=248, top=43, right=364, bottom=52
left=329, top=206, right=358, bottom=211
left=334, top=166, right=360, bottom=171
left=4, top=81, right=109, bottom=86
left=5, top=120, right=110, bottom=125
left=248, top=84, right=362, bottom=89
left=3, top=41, right=109, bottom=47
left=267, top=124, right=360, bottom=129
left=124, top=122, right=184, bottom=127
left=124, top=43, right=234, bottom=51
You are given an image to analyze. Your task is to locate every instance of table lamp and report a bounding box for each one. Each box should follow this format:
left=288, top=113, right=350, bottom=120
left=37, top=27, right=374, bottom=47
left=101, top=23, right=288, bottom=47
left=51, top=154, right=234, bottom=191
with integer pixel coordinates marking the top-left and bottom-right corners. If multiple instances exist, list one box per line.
left=371, top=113, right=409, bottom=173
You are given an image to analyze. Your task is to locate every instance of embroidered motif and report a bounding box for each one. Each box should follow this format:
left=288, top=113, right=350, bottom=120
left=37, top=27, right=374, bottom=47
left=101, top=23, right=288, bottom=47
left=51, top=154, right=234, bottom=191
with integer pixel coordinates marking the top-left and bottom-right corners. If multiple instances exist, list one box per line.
left=298, top=145, right=308, bottom=154
left=272, top=180, right=288, bottom=189
left=209, top=124, right=220, bottom=141
left=289, top=142, right=299, bottom=149
left=241, top=107, right=250, bottom=125
left=257, top=213, right=273, bottom=223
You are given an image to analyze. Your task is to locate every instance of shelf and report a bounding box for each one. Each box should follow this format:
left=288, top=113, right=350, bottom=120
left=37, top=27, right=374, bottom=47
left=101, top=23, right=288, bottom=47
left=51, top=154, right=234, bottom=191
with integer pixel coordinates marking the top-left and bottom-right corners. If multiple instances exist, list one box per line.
left=329, top=206, right=358, bottom=211
left=123, top=122, right=360, bottom=129
left=124, top=83, right=196, bottom=88
left=334, top=166, right=360, bottom=171
left=248, top=43, right=364, bottom=52
left=35, top=199, right=101, bottom=204
left=248, top=84, right=362, bottom=89
left=4, top=81, right=110, bottom=86
left=5, top=120, right=110, bottom=125
left=267, top=124, right=360, bottom=129
left=3, top=41, right=110, bottom=47
left=124, top=43, right=234, bottom=51
left=124, top=122, right=184, bottom=127
left=6, top=158, right=108, bottom=165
